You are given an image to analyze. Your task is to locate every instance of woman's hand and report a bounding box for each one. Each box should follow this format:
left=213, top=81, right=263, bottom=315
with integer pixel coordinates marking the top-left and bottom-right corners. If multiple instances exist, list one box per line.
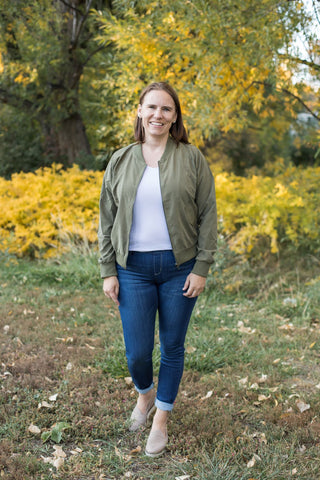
left=183, top=273, right=206, bottom=298
left=103, top=276, right=120, bottom=306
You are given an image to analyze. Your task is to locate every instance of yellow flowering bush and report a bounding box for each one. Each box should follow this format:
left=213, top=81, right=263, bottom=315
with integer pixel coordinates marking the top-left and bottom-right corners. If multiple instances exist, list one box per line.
left=215, top=166, right=320, bottom=255
left=0, top=165, right=103, bottom=258
left=0, top=164, right=319, bottom=258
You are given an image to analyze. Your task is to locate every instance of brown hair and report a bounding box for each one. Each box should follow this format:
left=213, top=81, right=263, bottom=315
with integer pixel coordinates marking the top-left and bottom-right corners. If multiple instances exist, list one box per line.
left=134, top=82, right=189, bottom=144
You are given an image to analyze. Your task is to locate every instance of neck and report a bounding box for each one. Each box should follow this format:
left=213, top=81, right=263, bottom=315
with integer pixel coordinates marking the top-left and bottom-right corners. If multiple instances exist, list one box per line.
left=143, top=133, right=169, bottom=150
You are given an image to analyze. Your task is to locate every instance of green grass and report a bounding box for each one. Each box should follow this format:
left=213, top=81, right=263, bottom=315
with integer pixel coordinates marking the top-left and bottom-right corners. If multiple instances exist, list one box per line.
left=0, top=246, right=320, bottom=479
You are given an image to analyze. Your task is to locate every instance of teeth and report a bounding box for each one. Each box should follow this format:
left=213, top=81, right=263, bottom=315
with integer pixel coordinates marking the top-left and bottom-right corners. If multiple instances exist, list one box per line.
left=150, top=122, right=163, bottom=126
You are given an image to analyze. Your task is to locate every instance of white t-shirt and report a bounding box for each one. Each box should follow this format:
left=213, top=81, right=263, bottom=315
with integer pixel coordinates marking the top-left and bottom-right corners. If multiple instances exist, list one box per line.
left=129, top=166, right=172, bottom=251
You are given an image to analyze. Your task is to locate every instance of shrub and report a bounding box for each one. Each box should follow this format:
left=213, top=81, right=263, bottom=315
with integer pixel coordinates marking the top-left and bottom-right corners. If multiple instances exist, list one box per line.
left=0, top=164, right=319, bottom=258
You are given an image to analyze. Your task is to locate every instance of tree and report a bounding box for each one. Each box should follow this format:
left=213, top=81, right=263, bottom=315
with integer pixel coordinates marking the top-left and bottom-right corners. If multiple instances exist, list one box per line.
left=0, top=0, right=112, bottom=169
left=94, top=0, right=319, bottom=160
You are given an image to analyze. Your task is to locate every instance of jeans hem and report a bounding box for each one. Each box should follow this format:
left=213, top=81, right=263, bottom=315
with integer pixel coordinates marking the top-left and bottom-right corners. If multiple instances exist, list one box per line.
left=135, top=382, right=154, bottom=395
left=155, top=398, right=174, bottom=412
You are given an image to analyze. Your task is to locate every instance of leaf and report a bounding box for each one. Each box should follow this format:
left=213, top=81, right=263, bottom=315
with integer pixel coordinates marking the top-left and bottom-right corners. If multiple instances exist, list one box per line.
left=53, top=445, right=66, bottom=458
left=51, top=429, right=62, bottom=444
left=41, top=431, right=52, bottom=443
left=175, top=476, right=191, bottom=480
left=70, top=447, right=83, bottom=455
left=28, top=424, right=41, bottom=434
left=296, top=400, right=310, bottom=413
left=237, top=321, right=256, bottom=334
left=186, top=345, right=196, bottom=353
left=52, top=457, right=64, bottom=470
left=247, top=454, right=261, bottom=468
left=258, top=394, right=270, bottom=402
left=201, top=390, right=213, bottom=400
left=129, top=446, right=141, bottom=455
left=247, top=456, right=256, bottom=468
left=238, top=376, right=248, bottom=386
left=49, top=394, right=58, bottom=402
left=38, top=401, right=54, bottom=409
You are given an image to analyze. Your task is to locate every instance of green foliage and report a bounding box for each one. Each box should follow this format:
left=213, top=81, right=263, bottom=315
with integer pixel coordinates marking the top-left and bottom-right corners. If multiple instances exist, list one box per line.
left=0, top=104, right=46, bottom=178
left=93, top=0, right=316, bottom=151
left=0, top=0, right=318, bottom=174
left=41, top=422, right=71, bottom=444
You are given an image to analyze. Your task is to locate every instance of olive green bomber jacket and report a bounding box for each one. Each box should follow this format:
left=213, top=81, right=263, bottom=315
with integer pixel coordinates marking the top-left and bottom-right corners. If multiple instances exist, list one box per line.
left=98, top=136, right=217, bottom=278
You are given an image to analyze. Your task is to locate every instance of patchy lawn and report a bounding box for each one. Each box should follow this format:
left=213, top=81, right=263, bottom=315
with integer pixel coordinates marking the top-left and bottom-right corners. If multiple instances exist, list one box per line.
left=1, top=249, right=320, bottom=479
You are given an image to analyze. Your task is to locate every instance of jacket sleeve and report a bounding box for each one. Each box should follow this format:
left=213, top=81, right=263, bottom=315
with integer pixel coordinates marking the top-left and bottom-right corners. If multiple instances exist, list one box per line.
left=98, top=167, right=118, bottom=278
left=192, top=150, right=217, bottom=277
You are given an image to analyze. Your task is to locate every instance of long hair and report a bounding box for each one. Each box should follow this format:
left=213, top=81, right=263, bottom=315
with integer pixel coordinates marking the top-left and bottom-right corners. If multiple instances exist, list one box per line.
left=134, top=82, right=189, bottom=144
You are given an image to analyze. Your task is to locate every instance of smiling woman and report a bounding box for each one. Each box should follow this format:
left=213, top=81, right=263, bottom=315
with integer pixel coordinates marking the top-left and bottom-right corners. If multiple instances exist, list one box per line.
left=138, top=89, right=177, bottom=144
left=98, top=81, right=217, bottom=457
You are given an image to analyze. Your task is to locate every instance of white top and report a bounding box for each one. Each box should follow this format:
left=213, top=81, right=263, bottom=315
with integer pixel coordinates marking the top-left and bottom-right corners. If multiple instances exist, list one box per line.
left=129, top=166, right=172, bottom=251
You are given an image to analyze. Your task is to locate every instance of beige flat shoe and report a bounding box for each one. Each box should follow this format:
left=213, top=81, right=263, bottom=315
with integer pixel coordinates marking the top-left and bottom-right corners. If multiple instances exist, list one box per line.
left=129, top=398, right=156, bottom=432
left=145, top=429, right=168, bottom=457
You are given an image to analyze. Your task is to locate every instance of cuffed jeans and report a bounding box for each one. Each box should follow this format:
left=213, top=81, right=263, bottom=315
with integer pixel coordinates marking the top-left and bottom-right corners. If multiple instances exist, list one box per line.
left=117, top=250, right=197, bottom=411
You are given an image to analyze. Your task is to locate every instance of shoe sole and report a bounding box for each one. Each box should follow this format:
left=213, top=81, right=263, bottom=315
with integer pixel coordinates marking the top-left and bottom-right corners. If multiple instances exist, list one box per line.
left=145, top=447, right=166, bottom=458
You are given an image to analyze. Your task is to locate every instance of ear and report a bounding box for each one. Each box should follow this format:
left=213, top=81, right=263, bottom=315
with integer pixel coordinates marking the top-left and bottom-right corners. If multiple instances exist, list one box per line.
left=137, top=104, right=142, bottom=118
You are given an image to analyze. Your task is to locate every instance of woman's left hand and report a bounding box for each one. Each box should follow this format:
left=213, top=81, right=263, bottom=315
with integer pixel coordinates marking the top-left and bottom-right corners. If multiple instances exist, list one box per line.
left=183, top=273, right=206, bottom=298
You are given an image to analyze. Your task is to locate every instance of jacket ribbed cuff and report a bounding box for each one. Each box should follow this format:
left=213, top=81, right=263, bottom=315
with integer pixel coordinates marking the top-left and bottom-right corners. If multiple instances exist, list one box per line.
left=100, top=262, right=118, bottom=278
left=192, top=259, right=211, bottom=278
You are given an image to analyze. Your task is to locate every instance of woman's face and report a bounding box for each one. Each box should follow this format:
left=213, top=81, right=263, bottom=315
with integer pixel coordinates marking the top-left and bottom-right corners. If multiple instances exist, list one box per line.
left=138, top=89, right=177, bottom=141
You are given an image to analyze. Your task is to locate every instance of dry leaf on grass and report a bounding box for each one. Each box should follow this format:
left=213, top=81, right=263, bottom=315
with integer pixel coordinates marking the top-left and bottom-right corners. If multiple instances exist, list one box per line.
left=28, top=424, right=41, bottom=434
left=237, top=321, right=256, bottom=334
left=38, top=401, right=54, bottom=409
left=201, top=390, right=213, bottom=400
left=175, top=476, right=191, bottom=480
left=70, top=447, right=83, bottom=455
left=258, top=394, right=271, bottom=402
left=296, top=400, right=310, bottom=413
left=247, top=454, right=261, bottom=468
left=278, top=323, right=295, bottom=331
left=238, top=376, right=248, bottom=386
left=186, top=345, right=196, bottom=353
left=251, top=432, right=267, bottom=445
left=129, top=446, right=141, bottom=455
left=41, top=445, right=66, bottom=470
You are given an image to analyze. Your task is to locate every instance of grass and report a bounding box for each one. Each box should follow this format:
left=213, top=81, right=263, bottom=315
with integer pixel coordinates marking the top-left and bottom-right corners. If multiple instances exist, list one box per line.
left=0, top=243, right=320, bottom=479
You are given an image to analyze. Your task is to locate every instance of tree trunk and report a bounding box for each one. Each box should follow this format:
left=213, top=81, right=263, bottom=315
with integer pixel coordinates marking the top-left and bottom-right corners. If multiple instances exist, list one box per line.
left=41, top=112, right=92, bottom=166
left=57, top=112, right=92, bottom=165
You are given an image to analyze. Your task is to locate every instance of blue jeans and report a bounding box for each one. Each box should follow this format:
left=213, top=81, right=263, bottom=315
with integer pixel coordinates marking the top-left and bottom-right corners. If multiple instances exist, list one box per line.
left=117, top=250, right=197, bottom=411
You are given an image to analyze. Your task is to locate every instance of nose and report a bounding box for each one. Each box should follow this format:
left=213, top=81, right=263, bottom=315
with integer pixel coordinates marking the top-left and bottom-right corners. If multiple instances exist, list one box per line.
left=154, top=107, right=163, bottom=118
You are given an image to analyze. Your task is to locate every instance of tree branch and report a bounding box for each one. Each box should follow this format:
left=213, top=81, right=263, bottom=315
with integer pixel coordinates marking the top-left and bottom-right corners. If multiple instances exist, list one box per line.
left=278, top=53, right=320, bottom=72
left=312, top=0, right=320, bottom=27
left=83, top=44, right=107, bottom=66
left=251, top=81, right=320, bottom=122
left=72, top=0, right=93, bottom=48
left=58, top=0, right=83, bottom=15
left=0, top=86, right=34, bottom=111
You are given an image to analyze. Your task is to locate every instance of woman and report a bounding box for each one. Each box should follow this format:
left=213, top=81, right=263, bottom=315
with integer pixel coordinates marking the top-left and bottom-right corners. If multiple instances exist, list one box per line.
left=98, top=82, right=217, bottom=457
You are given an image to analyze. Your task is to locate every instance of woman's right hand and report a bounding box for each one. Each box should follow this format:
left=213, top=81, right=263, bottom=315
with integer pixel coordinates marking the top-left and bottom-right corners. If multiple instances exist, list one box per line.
left=103, top=276, right=120, bottom=306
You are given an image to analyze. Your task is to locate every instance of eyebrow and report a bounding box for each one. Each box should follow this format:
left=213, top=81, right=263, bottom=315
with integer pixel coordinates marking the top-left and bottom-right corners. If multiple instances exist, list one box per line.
left=145, top=103, right=174, bottom=110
